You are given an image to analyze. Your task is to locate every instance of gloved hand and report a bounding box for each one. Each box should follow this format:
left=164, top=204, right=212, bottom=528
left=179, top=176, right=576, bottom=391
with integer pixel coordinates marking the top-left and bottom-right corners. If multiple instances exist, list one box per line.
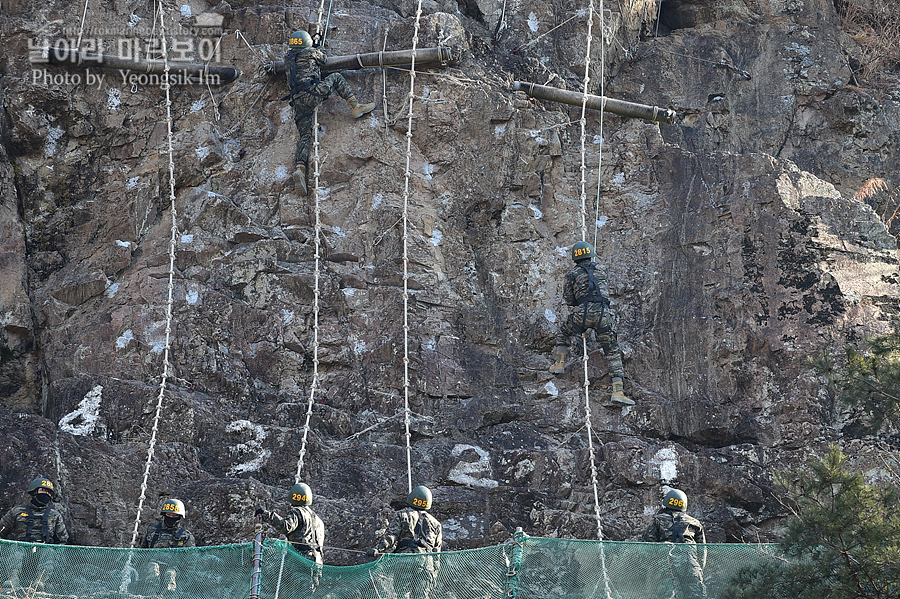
left=366, top=548, right=379, bottom=557
left=254, top=508, right=266, bottom=518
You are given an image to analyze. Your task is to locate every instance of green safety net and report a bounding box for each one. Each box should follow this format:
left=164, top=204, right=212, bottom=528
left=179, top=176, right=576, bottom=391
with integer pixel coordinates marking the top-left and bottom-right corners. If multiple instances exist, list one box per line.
left=0, top=535, right=789, bottom=599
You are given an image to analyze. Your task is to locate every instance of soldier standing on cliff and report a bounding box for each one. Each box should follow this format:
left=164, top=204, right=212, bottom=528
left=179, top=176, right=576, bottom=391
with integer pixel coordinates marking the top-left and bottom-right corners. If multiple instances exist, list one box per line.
left=0, top=477, right=68, bottom=592
left=551, top=240, right=634, bottom=405
left=642, top=489, right=708, bottom=599
left=277, top=30, right=376, bottom=196
left=256, top=482, right=325, bottom=591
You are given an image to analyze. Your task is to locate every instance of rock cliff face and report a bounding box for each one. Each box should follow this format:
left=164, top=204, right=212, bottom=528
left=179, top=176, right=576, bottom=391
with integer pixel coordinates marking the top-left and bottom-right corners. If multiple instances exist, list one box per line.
left=1, top=0, right=899, bottom=560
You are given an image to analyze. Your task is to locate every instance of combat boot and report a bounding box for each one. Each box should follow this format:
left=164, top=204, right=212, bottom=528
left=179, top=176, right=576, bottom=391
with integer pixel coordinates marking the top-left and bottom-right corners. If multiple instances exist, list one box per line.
left=550, top=346, right=567, bottom=374
left=292, top=165, right=307, bottom=196
left=347, top=96, right=376, bottom=118
left=611, top=377, right=634, bottom=405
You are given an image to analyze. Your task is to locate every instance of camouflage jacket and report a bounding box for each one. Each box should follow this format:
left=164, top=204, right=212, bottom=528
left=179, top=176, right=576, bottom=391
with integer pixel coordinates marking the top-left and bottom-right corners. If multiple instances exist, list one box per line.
left=141, top=521, right=196, bottom=548
left=0, top=502, right=68, bottom=544
left=563, top=262, right=611, bottom=307
left=284, top=47, right=327, bottom=87
left=265, top=506, right=325, bottom=563
left=376, top=507, right=443, bottom=554
left=642, top=510, right=706, bottom=544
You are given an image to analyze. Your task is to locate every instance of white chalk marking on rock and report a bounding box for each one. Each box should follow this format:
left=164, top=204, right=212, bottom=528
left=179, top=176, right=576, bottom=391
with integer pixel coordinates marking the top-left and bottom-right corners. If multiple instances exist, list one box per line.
left=115, top=329, right=134, bottom=349
left=651, top=447, right=679, bottom=482
left=108, top=89, right=122, bottom=110
left=449, top=444, right=498, bottom=488
left=225, top=420, right=271, bottom=475
left=59, top=385, right=103, bottom=436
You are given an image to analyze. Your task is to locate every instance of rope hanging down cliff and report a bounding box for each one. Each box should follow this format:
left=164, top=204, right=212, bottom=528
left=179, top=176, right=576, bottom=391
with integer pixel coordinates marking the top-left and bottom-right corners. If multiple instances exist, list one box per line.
left=575, top=0, right=613, bottom=596
left=396, top=0, right=428, bottom=495
left=293, top=0, right=330, bottom=484
left=128, top=0, right=181, bottom=549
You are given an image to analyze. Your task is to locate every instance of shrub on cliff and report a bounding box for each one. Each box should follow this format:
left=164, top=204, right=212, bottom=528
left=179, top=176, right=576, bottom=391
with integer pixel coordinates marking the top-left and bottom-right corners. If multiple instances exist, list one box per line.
left=722, top=445, right=900, bottom=599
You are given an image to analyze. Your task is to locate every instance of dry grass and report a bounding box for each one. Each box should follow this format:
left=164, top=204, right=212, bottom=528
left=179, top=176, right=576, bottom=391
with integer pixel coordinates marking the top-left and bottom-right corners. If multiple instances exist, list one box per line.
left=835, top=0, right=900, bottom=86
left=853, top=177, right=900, bottom=234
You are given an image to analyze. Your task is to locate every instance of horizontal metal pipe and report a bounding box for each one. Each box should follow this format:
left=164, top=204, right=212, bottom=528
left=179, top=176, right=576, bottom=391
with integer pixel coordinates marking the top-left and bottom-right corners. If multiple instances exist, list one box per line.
left=45, top=48, right=240, bottom=84
left=513, top=81, right=677, bottom=124
left=268, top=46, right=452, bottom=75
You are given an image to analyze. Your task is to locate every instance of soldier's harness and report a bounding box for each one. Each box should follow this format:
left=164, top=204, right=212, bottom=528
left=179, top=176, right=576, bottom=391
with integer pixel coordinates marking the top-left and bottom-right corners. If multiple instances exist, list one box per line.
left=288, top=508, right=324, bottom=560
left=573, top=262, right=611, bottom=333
left=396, top=513, right=437, bottom=552
left=23, top=506, right=53, bottom=543
left=671, top=514, right=687, bottom=543
left=284, top=48, right=322, bottom=118
left=147, top=522, right=191, bottom=548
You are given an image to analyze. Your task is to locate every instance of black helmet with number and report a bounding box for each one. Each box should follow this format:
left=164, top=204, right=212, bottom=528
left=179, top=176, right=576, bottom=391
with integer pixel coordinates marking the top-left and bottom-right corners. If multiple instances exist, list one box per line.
left=663, top=488, right=688, bottom=512
left=290, top=483, right=313, bottom=506
left=27, top=477, right=56, bottom=499
left=288, top=30, right=314, bottom=49
left=407, top=485, right=432, bottom=510
left=160, top=498, right=187, bottom=518
left=571, top=241, right=594, bottom=263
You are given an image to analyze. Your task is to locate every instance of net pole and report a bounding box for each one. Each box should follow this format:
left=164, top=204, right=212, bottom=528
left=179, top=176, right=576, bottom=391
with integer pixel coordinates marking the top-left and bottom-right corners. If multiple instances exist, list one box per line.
left=250, top=516, right=264, bottom=599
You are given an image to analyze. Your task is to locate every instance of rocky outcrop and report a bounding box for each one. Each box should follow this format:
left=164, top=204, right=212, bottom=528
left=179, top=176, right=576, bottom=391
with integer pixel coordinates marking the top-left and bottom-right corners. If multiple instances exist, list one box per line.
left=0, top=0, right=898, bottom=561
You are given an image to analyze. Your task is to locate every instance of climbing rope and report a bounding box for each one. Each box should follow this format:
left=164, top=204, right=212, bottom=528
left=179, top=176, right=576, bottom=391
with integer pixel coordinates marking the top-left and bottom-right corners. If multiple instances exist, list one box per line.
left=75, top=0, right=90, bottom=50
left=293, top=0, right=330, bottom=484
left=128, top=0, right=180, bottom=549
left=591, top=5, right=607, bottom=251
left=576, top=0, right=613, bottom=596
left=400, top=0, right=426, bottom=494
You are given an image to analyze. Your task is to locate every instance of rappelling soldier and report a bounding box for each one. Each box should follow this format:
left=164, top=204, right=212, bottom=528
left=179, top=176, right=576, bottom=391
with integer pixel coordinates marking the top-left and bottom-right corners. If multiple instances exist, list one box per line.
left=277, top=30, right=376, bottom=196
left=256, top=482, right=325, bottom=590
left=642, top=489, right=708, bottom=599
left=0, top=477, right=68, bottom=592
left=369, top=486, right=443, bottom=599
left=137, top=498, right=195, bottom=596
left=551, top=240, right=634, bottom=406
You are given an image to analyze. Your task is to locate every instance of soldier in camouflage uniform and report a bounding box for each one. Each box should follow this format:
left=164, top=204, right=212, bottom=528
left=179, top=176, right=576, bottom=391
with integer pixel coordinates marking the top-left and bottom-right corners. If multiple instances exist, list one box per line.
left=136, top=498, right=195, bottom=597
left=0, top=477, right=68, bottom=592
left=551, top=241, right=634, bottom=405
left=369, top=486, right=443, bottom=599
left=642, top=489, right=708, bottom=599
left=256, top=482, right=325, bottom=590
left=279, top=30, right=376, bottom=196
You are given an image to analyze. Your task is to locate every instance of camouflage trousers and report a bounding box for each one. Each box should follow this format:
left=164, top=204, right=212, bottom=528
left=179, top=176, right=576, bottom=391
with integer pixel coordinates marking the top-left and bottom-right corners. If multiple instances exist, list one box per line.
left=0, top=543, right=59, bottom=591
left=555, top=302, right=624, bottom=379
left=131, top=560, right=179, bottom=597
left=392, top=555, right=437, bottom=599
left=292, top=73, right=355, bottom=166
left=293, top=546, right=322, bottom=593
left=664, top=545, right=707, bottom=599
